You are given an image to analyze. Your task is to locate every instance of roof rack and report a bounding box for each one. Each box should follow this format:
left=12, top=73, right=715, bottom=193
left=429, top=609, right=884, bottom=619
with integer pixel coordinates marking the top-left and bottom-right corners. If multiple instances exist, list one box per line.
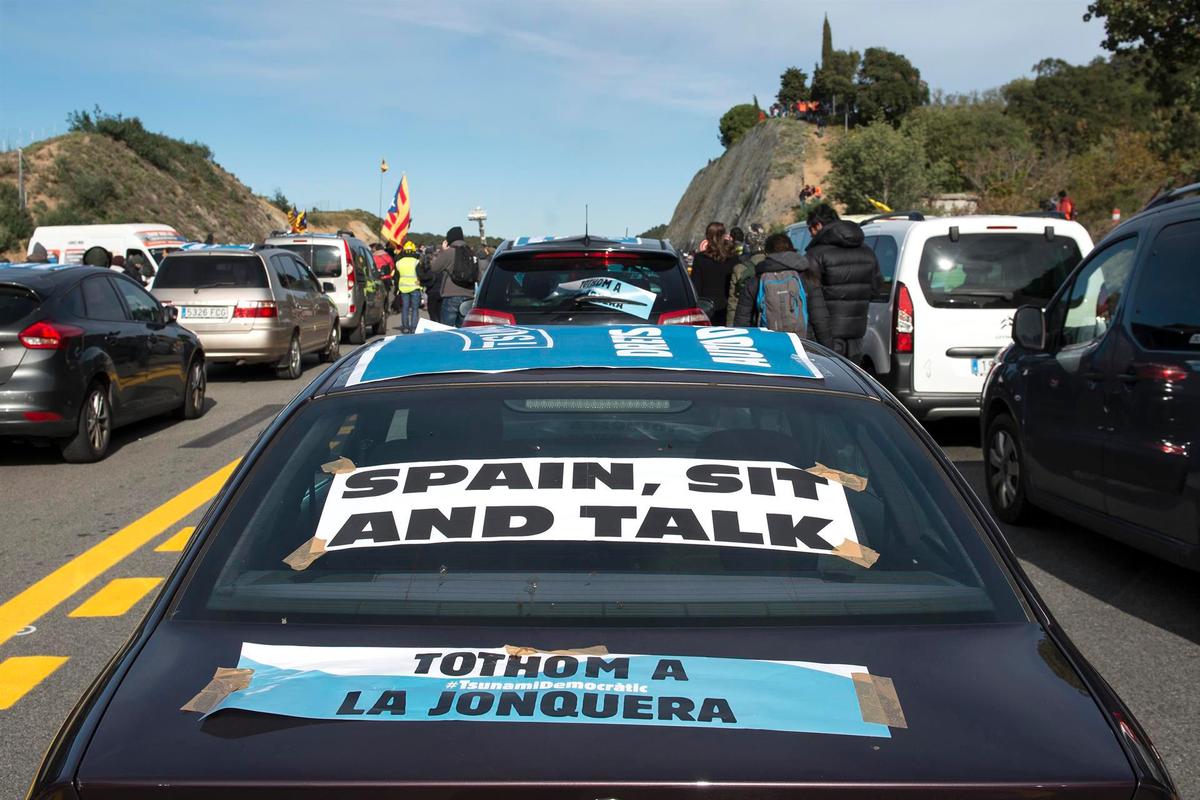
left=336, top=229, right=354, bottom=238
left=861, top=211, right=924, bottom=225
left=1141, top=181, right=1200, bottom=212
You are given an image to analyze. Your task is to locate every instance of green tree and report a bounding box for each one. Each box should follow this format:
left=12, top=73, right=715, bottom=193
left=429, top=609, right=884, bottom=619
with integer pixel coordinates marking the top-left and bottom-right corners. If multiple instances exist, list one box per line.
left=821, top=14, right=833, bottom=66
left=811, top=49, right=860, bottom=116
left=269, top=188, right=291, bottom=212
left=0, top=183, right=34, bottom=253
left=1069, top=128, right=1176, bottom=233
left=902, top=104, right=1033, bottom=192
left=777, top=67, right=809, bottom=107
left=718, top=103, right=761, bottom=148
left=639, top=223, right=668, bottom=238
left=855, top=47, right=928, bottom=126
left=828, top=120, right=929, bottom=212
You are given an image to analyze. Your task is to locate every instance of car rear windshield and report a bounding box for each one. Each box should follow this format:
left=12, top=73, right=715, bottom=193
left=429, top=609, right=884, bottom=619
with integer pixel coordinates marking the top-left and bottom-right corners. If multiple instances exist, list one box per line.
left=918, top=233, right=1082, bottom=309
left=175, top=383, right=1026, bottom=627
left=153, top=255, right=269, bottom=289
left=479, top=252, right=688, bottom=320
left=274, top=244, right=343, bottom=278
left=0, top=286, right=38, bottom=326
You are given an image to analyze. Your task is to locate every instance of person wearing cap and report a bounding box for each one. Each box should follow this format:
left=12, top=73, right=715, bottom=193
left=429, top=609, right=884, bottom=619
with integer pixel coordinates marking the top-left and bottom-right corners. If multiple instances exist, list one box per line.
left=429, top=226, right=480, bottom=327
left=394, top=241, right=423, bottom=334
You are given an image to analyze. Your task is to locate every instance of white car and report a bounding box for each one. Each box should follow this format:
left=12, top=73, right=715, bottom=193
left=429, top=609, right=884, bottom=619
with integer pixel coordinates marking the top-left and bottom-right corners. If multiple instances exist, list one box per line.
left=858, top=214, right=1094, bottom=421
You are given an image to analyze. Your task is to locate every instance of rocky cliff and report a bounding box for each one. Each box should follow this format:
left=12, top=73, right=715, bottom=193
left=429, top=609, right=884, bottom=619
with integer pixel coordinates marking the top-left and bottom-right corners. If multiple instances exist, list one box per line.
left=665, top=118, right=813, bottom=250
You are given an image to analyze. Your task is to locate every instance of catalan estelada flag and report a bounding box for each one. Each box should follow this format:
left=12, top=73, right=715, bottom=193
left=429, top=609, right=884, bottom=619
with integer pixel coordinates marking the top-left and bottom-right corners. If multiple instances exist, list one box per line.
left=380, top=175, right=411, bottom=246
left=288, top=208, right=308, bottom=233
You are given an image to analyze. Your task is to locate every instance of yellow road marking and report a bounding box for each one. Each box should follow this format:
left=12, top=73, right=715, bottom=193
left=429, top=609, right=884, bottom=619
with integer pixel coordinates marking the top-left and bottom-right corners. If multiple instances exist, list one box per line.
left=0, top=459, right=239, bottom=647
left=0, top=656, right=68, bottom=710
left=68, top=578, right=164, bottom=618
left=155, top=526, right=195, bottom=553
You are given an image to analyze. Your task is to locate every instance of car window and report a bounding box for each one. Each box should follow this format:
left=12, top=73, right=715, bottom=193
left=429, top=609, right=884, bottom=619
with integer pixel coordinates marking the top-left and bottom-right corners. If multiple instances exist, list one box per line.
left=274, top=244, right=344, bottom=278
left=1129, top=219, right=1200, bottom=351
left=284, top=257, right=310, bottom=292
left=1059, top=236, right=1138, bottom=349
left=59, top=286, right=85, bottom=320
left=480, top=252, right=688, bottom=319
left=175, top=385, right=1027, bottom=628
left=0, top=286, right=39, bottom=325
left=269, top=254, right=292, bottom=289
left=112, top=277, right=161, bottom=323
left=870, top=235, right=898, bottom=301
left=918, top=233, right=1083, bottom=309
left=154, top=255, right=269, bottom=289
left=354, top=246, right=371, bottom=282
left=293, top=257, right=321, bottom=292
left=81, top=276, right=126, bottom=322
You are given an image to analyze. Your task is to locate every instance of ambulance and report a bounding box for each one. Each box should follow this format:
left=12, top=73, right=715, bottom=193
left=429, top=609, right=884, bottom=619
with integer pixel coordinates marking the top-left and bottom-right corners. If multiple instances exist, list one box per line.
left=27, top=223, right=187, bottom=273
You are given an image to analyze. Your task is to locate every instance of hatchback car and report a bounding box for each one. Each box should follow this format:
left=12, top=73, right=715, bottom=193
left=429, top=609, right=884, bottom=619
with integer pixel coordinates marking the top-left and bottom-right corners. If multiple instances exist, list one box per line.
left=0, top=263, right=205, bottom=462
left=30, top=325, right=1175, bottom=797
left=852, top=214, right=1093, bottom=421
left=982, top=186, right=1200, bottom=571
left=152, top=247, right=340, bottom=379
left=264, top=232, right=388, bottom=343
left=464, top=235, right=710, bottom=326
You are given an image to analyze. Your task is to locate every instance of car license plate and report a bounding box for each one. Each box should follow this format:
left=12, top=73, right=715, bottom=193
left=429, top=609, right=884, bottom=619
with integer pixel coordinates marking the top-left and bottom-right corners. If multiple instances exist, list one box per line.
left=181, top=306, right=230, bottom=320
left=971, top=357, right=995, bottom=377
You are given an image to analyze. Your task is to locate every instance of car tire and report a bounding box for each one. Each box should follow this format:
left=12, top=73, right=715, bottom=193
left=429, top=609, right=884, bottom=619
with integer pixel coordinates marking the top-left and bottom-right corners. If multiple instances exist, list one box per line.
left=318, top=321, right=341, bottom=363
left=174, top=358, right=206, bottom=420
left=277, top=333, right=303, bottom=380
left=347, top=315, right=366, bottom=345
left=985, top=413, right=1032, bottom=524
left=372, top=306, right=388, bottom=336
left=61, top=381, right=112, bottom=463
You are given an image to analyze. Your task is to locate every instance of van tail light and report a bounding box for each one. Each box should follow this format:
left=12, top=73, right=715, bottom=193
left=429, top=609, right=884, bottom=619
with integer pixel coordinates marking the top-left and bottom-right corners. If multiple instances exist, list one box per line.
left=343, top=240, right=356, bottom=290
left=895, top=282, right=914, bottom=353
left=463, top=307, right=516, bottom=327
left=232, top=301, right=278, bottom=318
left=1135, top=363, right=1188, bottom=382
left=658, top=307, right=711, bottom=326
left=19, top=320, right=84, bottom=349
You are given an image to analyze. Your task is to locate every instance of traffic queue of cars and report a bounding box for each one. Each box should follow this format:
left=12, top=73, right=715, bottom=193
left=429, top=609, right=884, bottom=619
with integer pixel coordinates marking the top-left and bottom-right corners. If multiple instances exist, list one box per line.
left=26, top=325, right=1179, bottom=799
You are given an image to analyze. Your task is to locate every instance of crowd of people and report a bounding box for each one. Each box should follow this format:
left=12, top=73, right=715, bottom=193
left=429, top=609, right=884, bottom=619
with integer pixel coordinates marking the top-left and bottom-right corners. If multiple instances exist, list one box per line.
left=370, top=227, right=493, bottom=332
left=687, top=203, right=881, bottom=364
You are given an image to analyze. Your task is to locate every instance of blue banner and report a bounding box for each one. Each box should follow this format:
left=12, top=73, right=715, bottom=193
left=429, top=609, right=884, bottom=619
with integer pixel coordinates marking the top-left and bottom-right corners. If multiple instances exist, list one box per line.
left=205, top=644, right=893, bottom=738
left=346, top=325, right=823, bottom=386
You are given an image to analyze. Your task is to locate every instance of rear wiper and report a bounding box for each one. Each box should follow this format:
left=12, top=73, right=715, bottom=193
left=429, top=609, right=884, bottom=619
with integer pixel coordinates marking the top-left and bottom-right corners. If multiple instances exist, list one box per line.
left=193, top=281, right=237, bottom=290
left=572, top=294, right=647, bottom=307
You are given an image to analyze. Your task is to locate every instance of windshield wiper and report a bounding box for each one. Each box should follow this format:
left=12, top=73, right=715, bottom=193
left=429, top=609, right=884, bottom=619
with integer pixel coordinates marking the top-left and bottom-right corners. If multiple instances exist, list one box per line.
left=571, top=294, right=647, bottom=307
left=193, top=281, right=238, bottom=290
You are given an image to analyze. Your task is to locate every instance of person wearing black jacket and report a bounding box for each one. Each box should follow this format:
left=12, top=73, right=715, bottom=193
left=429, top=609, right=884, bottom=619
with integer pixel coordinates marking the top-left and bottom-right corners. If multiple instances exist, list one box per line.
left=734, top=233, right=832, bottom=346
left=804, top=204, right=881, bottom=363
left=690, top=221, right=739, bottom=324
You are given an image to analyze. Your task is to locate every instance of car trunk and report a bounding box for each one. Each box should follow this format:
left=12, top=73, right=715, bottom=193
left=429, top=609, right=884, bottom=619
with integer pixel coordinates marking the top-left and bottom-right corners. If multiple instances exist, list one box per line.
left=0, top=284, right=41, bottom=385
left=152, top=254, right=277, bottom=333
left=77, top=621, right=1134, bottom=798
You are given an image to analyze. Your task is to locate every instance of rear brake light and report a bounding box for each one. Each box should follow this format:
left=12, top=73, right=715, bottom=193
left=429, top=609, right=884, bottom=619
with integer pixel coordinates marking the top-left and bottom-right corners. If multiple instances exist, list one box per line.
left=349, top=304, right=356, bottom=314
left=463, top=307, right=517, bottom=327
left=530, top=251, right=643, bottom=261
left=19, top=320, right=84, bottom=349
left=895, top=283, right=914, bottom=353
left=986, top=225, right=1018, bottom=230
left=1138, top=363, right=1188, bottom=382
left=232, top=301, right=278, bottom=318
left=344, top=240, right=356, bottom=289
left=658, top=307, right=710, bottom=326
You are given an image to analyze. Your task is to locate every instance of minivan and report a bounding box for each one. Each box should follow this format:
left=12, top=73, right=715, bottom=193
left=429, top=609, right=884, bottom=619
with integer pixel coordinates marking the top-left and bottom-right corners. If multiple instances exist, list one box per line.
left=263, top=232, right=387, bottom=343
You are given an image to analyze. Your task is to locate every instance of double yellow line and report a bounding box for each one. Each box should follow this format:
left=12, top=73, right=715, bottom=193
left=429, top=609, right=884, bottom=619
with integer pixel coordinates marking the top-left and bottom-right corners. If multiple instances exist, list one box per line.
left=0, top=459, right=240, bottom=648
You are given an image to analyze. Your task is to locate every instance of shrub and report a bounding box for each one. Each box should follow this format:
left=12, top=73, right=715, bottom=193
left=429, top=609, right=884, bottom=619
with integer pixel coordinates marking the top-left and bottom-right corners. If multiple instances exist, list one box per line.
left=719, top=104, right=761, bottom=148
left=0, top=183, right=34, bottom=253
left=68, top=106, right=213, bottom=173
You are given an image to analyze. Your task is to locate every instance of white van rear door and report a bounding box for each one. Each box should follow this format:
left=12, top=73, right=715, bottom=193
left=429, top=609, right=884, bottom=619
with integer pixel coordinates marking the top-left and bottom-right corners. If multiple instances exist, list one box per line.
left=909, top=223, right=1091, bottom=395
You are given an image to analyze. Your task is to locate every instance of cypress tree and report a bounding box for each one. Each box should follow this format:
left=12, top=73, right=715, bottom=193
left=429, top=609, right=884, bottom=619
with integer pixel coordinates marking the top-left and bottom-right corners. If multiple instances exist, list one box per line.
left=821, top=14, right=833, bottom=66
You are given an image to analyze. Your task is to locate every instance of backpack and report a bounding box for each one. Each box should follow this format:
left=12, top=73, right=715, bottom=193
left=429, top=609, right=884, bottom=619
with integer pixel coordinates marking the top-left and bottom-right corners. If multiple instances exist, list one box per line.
left=449, top=245, right=477, bottom=289
left=755, top=270, right=808, bottom=334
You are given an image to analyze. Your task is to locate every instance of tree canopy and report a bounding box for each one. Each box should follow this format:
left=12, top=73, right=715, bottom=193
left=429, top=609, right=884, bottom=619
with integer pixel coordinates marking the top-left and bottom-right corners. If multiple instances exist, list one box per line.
left=718, top=103, right=760, bottom=148
left=828, top=121, right=928, bottom=212
left=855, top=48, right=928, bottom=126
left=777, top=67, right=810, bottom=107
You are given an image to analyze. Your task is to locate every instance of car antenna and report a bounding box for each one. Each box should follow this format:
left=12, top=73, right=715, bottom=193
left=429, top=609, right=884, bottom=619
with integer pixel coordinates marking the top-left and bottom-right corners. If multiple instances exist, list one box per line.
left=584, top=204, right=590, bottom=246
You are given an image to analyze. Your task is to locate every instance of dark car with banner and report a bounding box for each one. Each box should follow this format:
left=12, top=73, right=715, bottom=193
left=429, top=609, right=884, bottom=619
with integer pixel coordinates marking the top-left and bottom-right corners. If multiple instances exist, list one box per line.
left=29, top=326, right=1175, bottom=798
left=463, top=235, right=711, bottom=326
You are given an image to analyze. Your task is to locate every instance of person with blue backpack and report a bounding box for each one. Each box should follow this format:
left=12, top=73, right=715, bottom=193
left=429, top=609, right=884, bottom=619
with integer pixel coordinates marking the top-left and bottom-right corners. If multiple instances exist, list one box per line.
left=733, top=233, right=832, bottom=347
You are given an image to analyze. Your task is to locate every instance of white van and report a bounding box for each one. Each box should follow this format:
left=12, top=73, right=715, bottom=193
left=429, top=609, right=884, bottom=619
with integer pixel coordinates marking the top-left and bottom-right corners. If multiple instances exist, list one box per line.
left=27, top=223, right=187, bottom=274
left=858, top=214, right=1094, bottom=421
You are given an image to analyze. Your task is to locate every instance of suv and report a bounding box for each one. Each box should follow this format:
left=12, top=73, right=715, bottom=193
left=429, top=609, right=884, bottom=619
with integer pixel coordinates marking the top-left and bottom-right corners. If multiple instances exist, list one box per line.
left=263, top=232, right=387, bottom=343
left=152, top=247, right=340, bottom=379
left=982, top=188, right=1200, bottom=570
left=853, top=213, right=1093, bottom=421
left=464, top=235, right=709, bottom=326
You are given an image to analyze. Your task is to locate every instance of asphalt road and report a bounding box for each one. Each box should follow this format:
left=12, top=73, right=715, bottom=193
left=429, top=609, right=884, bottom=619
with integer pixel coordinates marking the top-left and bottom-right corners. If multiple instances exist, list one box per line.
left=0, top=322, right=1196, bottom=800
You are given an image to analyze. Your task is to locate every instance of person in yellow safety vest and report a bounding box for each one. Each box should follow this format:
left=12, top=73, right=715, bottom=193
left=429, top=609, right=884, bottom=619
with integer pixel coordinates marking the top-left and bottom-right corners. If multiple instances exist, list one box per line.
left=394, top=241, right=423, bottom=334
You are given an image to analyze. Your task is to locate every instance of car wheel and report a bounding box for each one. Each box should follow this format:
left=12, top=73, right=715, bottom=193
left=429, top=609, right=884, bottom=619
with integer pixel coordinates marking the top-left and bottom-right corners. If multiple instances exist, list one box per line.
left=319, top=321, right=341, bottom=363
left=61, top=382, right=112, bottom=462
left=277, top=333, right=302, bottom=380
left=174, top=358, right=206, bottom=419
left=985, top=413, right=1031, bottom=524
left=372, top=306, right=388, bottom=336
left=347, top=315, right=366, bottom=344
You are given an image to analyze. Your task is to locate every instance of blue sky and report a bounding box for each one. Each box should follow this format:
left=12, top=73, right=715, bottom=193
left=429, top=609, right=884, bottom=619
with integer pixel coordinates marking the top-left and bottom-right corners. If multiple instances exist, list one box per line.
left=0, top=1, right=1107, bottom=238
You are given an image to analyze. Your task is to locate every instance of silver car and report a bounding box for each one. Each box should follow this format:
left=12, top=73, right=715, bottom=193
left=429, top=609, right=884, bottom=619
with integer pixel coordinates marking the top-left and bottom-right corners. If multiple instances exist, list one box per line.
left=151, top=247, right=340, bottom=379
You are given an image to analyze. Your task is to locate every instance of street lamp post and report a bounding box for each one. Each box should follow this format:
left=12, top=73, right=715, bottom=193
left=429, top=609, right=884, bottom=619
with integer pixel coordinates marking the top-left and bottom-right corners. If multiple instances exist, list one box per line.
left=468, top=206, right=487, bottom=245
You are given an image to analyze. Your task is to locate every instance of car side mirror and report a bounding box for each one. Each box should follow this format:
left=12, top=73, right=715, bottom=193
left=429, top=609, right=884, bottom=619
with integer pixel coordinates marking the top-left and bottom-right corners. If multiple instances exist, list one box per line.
left=163, top=305, right=179, bottom=323
left=697, top=297, right=716, bottom=319
left=1012, top=305, right=1045, bottom=351
left=322, top=282, right=337, bottom=293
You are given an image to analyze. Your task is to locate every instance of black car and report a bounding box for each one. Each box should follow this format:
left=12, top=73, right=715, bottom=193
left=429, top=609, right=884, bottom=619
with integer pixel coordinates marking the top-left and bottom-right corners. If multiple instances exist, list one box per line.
left=463, top=235, right=711, bottom=326
left=30, top=325, right=1175, bottom=798
left=982, top=187, right=1200, bottom=571
left=0, top=264, right=206, bottom=462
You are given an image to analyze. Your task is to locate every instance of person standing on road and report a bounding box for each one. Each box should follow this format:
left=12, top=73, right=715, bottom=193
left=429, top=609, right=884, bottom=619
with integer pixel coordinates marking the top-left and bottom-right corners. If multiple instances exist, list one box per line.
left=690, top=222, right=738, bottom=325
left=803, top=204, right=880, bottom=364
left=734, top=233, right=831, bottom=345
left=371, top=243, right=396, bottom=303
left=394, top=241, right=422, bottom=334
left=726, top=227, right=765, bottom=325
left=430, top=226, right=480, bottom=327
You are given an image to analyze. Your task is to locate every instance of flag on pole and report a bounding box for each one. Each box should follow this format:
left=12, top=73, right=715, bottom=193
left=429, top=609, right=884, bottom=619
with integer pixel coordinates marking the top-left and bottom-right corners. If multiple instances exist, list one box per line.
left=380, top=175, right=411, bottom=246
left=288, top=207, right=308, bottom=233
left=380, top=158, right=389, bottom=173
